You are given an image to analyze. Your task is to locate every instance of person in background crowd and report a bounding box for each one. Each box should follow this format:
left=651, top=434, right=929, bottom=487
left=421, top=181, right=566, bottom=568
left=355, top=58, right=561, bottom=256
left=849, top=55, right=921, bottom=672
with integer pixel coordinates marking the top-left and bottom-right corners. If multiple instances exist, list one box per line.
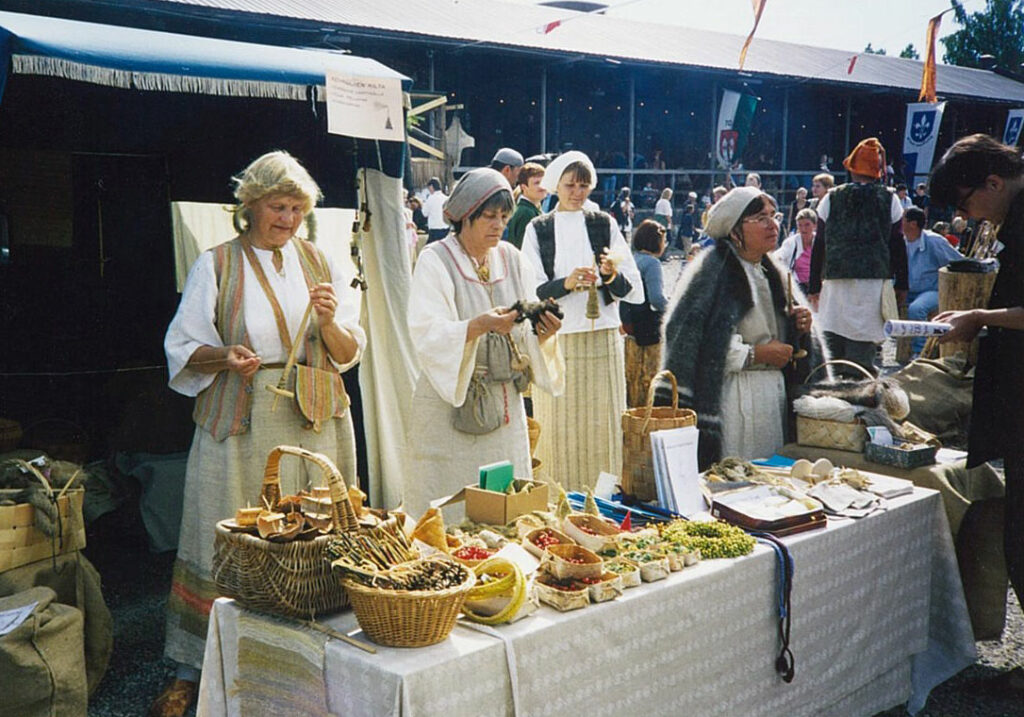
left=807, top=137, right=908, bottom=377
left=154, top=151, right=365, bottom=717
left=404, top=168, right=564, bottom=517
left=931, top=133, right=1024, bottom=696
left=697, top=185, right=729, bottom=250
left=786, top=186, right=809, bottom=235
left=745, top=172, right=762, bottom=189
left=408, top=194, right=427, bottom=231
left=949, top=215, right=969, bottom=247
left=620, top=220, right=668, bottom=407
left=403, top=189, right=421, bottom=260
left=657, top=187, right=821, bottom=469
left=610, top=186, right=635, bottom=241
left=809, top=172, right=834, bottom=210
left=521, top=150, right=644, bottom=492
left=929, top=221, right=959, bottom=248
left=896, top=183, right=913, bottom=211
left=422, top=177, right=449, bottom=244
left=774, top=207, right=818, bottom=295
left=490, top=147, right=525, bottom=188
left=912, top=182, right=931, bottom=222
left=677, top=202, right=696, bottom=252
left=901, top=206, right=962, bottom=355
left=505, top=162, right=547, bottom=249
left=654, top=187, right=674, bottom=236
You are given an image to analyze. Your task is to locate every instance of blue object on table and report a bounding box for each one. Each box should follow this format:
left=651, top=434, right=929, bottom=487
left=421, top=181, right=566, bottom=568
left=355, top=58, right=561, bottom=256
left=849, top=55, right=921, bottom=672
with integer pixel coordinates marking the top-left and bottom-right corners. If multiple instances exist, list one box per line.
left=566, top=491, right=675, bottom=525
left=751, top=454, right=797, bottom=468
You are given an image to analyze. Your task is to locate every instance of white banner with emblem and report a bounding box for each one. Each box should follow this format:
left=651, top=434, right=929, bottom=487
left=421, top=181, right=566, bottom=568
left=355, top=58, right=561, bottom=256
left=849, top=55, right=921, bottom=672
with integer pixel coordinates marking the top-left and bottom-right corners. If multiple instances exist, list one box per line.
left=1004, top=108, right=1024, bottom=148
left=902, top=101, right=946, bottom=186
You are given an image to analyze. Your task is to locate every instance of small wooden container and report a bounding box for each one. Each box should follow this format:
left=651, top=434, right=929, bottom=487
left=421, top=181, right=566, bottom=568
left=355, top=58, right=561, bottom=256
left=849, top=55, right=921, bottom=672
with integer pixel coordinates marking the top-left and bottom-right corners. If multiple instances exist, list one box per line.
left=586, top=572, right=623, bottom=603
left=540, top=544, right=603, bottom=581
left=523, top=527, right=574, bottom=559
left=603, top=559, right=641, bottom=589
left=561, top=514, right=620, bottom=553
left=534, top=574, right=589, bottom=611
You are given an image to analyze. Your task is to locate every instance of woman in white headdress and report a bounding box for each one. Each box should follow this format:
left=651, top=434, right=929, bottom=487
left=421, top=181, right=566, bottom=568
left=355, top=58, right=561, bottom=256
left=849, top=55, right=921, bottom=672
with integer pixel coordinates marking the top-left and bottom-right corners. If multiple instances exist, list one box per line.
left=520, top=151, right=644, bottom=492
left=405, top=168, right=565, bottom=517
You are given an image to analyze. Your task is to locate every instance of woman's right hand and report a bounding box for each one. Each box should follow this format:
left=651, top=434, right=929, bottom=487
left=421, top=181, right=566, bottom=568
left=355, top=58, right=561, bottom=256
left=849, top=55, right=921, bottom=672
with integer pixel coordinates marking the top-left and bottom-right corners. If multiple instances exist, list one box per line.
left=226, top=345, right=262, bottom=377
left=564, top=266, right=598, bottom=291
left=467, top=307, right=518, bottom=341
left=754, top=340, right=793, bottom=368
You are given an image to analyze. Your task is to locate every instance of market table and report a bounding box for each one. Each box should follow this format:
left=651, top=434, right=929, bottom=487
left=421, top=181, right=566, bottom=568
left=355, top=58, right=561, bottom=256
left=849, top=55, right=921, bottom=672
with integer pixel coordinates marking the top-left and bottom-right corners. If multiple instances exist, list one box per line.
left=198, top=488, right=976, bottom=717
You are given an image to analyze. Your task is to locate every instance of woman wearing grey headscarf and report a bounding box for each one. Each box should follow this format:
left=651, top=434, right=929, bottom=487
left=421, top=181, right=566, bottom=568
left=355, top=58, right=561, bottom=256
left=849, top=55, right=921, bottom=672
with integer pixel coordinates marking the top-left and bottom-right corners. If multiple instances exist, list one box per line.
left=657, top=187, right=823, bottom=470
left=405, top=168, right=565, bottom=517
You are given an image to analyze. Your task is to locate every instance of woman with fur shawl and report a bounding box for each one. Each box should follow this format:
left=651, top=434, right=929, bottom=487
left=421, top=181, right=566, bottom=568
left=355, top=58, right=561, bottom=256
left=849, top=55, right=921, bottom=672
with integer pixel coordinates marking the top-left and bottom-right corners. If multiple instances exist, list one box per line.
left=656, top=187, right=827, bottom=470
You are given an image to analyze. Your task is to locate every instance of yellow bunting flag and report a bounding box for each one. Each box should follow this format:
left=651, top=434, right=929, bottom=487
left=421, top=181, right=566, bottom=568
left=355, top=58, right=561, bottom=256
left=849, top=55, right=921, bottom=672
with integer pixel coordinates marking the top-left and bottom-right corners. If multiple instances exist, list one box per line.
left=918, top=11, right=947, bottom=103
left=738, top=0, right=768, bottom=70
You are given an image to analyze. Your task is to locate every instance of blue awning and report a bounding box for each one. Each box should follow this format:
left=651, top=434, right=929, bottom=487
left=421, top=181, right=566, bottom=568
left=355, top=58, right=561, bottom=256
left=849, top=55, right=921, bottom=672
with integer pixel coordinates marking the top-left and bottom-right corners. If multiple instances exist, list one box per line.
left=0, top=10, right=409, bottom=103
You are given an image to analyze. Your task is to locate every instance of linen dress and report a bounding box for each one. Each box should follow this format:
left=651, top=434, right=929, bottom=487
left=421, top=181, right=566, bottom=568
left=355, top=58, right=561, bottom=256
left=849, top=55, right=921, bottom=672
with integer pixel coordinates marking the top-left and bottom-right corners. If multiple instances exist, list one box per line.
left=719, top=258, right=787, bottom=461
left=405, top=236, right=564, bottom=519
left=521, top=211, right=644, bottom=492
left=163, top=239, right=365, bottom=669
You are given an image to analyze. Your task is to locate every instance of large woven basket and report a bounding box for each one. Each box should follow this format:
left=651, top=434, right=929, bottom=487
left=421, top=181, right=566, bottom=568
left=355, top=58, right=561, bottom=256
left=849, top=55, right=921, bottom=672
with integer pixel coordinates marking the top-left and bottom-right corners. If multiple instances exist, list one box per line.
left=621, top=370, right=697, bottom=501
left=343, top=561, right=476, bottom=647
left=212, top=445, right=360, bottom=619
left=795, top=361, right=871, bottom=453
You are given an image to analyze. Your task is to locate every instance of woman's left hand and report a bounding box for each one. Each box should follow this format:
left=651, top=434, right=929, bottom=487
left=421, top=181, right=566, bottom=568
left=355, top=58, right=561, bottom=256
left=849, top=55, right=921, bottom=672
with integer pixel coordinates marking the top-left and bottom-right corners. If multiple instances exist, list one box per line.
left=535, top=308, right=562, bottom=344
left=310, top=282, right=339, bottom=327
left=792, top=306, right=812, bottom=335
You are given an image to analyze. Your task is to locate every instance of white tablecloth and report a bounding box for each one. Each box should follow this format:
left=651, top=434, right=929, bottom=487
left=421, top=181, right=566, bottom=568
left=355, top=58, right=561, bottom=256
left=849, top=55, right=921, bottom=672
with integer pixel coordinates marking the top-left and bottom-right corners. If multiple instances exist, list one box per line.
left=198, top=489, right=976, bottom=717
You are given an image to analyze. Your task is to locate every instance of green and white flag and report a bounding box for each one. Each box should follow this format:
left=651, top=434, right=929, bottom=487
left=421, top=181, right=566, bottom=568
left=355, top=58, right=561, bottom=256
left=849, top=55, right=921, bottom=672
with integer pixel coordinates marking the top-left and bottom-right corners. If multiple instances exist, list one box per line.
left=715, top=89, right=758, bottom=169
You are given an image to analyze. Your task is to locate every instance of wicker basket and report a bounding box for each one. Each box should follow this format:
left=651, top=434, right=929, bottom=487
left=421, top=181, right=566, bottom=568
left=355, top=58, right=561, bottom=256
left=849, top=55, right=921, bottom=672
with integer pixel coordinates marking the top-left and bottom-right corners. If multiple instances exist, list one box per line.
left=621, top=370, right=697, bottom=501
left=343, top=562, right=476, bottom=647
left=212, top=445, right=360, bottom=619
left=795, top=361, right=871, bottom=453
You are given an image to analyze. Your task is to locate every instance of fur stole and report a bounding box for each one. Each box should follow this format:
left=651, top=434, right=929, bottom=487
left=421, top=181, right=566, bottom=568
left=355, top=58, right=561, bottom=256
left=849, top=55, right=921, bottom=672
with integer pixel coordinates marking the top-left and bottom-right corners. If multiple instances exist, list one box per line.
left=656, top=240, right=828, bottom=469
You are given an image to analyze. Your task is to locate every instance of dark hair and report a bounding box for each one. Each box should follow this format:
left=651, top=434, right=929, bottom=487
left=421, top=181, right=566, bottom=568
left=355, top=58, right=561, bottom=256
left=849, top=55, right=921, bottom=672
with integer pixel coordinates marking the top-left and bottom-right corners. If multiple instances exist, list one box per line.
left=516, top=162, right=545, bottom=188
left=632, top=219, right=666, bottom=253
left=619, top=186, right=631, bottom=198
left=450, top=190, right=515, bottom=234
left=904, top=206, right=926, bottom=228
left=929, top=133, right=1024, bottom=207
left=559, top=161, right=593, bottom=187
left=896, top=183, right=908, bottom=192
left=427, top=177, right=442, bottom=191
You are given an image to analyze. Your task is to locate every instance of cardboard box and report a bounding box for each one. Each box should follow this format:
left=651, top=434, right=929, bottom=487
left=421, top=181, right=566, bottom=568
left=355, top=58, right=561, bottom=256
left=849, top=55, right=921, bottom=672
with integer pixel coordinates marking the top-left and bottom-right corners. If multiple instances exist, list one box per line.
left=465, top=480, right=549, bottom=526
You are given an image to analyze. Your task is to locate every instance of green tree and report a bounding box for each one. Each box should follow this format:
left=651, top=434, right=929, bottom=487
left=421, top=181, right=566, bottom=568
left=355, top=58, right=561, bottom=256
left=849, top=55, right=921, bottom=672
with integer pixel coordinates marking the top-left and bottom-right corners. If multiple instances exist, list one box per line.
left=944, top=0, right=1024, bottom=71
left=863, top=43, right=887, bottom=55
left=900, top=43, right=920, bottom=60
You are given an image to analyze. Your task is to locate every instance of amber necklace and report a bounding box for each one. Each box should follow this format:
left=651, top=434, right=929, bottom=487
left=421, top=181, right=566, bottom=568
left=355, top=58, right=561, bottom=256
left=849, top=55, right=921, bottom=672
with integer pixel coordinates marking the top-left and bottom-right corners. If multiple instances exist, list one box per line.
left=456, top=236, right=490, bottom=283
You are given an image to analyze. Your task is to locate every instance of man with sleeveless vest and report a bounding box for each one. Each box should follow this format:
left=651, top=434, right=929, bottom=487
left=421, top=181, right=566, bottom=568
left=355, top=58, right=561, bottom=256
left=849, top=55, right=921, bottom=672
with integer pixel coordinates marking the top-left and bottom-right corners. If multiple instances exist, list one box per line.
left=807, top=138, right=908, bottom=376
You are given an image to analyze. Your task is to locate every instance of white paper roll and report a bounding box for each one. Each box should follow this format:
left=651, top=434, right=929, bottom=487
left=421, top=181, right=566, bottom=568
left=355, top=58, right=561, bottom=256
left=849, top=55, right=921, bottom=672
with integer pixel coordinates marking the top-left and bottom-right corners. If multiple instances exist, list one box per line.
left=883, top=320, right=952, bottom=338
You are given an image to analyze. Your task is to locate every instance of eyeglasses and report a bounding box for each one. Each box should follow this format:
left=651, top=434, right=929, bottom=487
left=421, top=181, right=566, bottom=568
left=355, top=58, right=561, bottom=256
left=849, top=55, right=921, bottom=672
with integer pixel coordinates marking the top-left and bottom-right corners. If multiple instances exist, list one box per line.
left=956, top=186, right=977, bottom=213
left=743, top=213, right=779, bottom=228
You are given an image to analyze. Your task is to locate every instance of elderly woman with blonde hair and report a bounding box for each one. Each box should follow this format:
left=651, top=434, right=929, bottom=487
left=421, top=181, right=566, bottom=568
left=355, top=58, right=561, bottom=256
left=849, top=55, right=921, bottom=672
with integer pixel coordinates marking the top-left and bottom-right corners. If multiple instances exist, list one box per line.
left=154, top=150, right=365, bottom=717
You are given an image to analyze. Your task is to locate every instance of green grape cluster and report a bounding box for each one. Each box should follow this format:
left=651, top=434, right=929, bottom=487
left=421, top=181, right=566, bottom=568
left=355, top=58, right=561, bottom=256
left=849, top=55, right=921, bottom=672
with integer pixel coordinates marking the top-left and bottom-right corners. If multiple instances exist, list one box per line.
left=659, top=520, right=755, bottom=559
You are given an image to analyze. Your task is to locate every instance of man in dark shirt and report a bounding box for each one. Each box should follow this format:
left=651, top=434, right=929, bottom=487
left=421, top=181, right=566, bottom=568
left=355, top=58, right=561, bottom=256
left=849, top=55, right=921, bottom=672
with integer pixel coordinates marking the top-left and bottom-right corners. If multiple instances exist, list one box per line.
left=932, top=133, right=1024, bottom=696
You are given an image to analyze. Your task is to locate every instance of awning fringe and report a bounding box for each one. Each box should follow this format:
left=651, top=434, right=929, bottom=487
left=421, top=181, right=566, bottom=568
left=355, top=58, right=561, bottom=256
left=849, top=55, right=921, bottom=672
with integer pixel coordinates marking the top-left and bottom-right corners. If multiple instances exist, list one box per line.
left=12, top=54, right=327, bottom=100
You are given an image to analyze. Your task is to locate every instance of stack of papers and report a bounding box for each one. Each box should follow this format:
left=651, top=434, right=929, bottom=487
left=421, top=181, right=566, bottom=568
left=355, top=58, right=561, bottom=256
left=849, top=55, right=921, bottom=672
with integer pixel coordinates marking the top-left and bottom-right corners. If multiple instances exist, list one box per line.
left=861, top=473, right=914, bottom=499
left=650, top=426, right=704, bottom=516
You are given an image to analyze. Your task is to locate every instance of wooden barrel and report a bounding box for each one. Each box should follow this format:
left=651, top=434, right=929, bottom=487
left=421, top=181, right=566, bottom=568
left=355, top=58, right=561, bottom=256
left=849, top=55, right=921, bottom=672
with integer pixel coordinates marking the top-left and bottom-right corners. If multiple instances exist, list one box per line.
left=937, top=267, right=997, bottom=365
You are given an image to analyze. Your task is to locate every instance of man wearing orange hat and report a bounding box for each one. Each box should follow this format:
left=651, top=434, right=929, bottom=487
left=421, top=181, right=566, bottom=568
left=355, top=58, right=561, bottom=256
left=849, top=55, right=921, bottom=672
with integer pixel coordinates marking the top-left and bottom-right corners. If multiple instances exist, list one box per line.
left=807, top=138, right=908, bottom=376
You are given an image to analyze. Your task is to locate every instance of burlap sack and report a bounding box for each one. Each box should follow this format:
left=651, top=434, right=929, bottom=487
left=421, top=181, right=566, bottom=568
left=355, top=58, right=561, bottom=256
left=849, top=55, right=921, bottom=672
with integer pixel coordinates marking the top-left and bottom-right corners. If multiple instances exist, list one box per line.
left=0, top=586, right=87, bottom=717
left=889, top=355, right=974, bottom=446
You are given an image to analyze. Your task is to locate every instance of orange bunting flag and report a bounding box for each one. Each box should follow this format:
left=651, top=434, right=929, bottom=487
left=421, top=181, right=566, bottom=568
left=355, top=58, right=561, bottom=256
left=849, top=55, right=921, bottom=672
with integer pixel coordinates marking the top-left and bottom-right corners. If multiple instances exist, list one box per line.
left=738, top=0, right=768, bottom=70
left=918, top=11, right=945, bottom=103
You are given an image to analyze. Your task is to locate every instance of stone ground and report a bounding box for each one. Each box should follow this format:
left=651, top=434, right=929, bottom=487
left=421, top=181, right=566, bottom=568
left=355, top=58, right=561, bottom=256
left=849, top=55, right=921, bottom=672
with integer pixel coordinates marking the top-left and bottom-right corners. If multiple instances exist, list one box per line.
left=83, top=250, right=1021, bottom=716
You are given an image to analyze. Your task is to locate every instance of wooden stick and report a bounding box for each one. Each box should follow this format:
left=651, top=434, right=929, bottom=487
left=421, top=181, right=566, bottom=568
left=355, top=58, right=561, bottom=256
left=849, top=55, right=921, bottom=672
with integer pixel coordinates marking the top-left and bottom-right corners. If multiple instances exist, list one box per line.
left=303, top=619, right=377, bottom=654
left=269, top=300, right=314, bottom=412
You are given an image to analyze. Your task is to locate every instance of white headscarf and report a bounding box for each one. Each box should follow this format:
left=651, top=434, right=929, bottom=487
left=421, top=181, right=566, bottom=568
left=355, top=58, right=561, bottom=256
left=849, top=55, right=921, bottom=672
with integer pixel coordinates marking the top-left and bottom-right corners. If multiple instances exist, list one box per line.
left=540, top=150, right=597, bottom=193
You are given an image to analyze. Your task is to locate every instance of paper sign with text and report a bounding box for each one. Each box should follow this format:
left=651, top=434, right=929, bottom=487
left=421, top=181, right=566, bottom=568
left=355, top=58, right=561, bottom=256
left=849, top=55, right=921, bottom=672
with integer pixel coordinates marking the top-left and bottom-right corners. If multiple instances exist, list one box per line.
left=326, top=71, right=404, bottom=142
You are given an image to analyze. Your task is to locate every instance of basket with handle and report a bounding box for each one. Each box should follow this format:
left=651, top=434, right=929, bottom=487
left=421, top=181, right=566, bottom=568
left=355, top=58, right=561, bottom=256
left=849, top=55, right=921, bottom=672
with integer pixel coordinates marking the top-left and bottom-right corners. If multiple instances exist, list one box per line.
left=621, top=370, right=697, bottom=501
left=795, top=360, right=872, bottom=453
left=212, top=445, right=363, bottom=618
